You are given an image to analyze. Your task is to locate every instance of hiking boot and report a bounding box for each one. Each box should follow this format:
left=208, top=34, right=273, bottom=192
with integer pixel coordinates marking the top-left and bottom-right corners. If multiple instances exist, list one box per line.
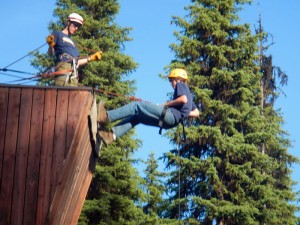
left=97, top=100, right=108, bottom=124
left=98, top=130, right=115, bottom=145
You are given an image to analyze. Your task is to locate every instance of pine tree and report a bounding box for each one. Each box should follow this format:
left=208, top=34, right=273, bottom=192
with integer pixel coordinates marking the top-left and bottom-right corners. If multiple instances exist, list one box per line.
left=79, top=145, right=146, bottom=225
left=163, top=0, right=299, bottom=224
left=256, top=12, right=300, bottom=224
left=33, top=0, right=148, bottom=224
left=141, top=152, right=176, bottom=224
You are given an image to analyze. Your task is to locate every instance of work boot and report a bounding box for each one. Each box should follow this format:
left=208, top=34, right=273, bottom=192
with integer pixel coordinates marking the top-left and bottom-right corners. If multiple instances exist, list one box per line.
left=97, top=100, right=108, bottom=124
left=98, top=130, right=114, bottom=145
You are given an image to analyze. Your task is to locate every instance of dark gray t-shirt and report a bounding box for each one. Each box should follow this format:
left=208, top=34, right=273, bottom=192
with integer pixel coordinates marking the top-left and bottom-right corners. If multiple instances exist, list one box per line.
left=52, top=30, right=80, bottom=61
left=170, top=82, right=196, bottom=123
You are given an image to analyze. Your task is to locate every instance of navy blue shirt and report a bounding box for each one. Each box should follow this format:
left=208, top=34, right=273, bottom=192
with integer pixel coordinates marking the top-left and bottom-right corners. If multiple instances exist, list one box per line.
left=52, top=30, right=80, bottom=61
left=170, top=82, right=196, bottom=123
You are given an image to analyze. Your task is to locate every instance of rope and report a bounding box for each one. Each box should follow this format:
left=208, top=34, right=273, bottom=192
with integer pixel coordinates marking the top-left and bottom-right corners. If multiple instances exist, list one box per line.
left=0, top=41, right=150, bottom=104
left=0, top=42, right=49, bottom=84
left=177, top=142, right=181, bottom=224
left=1, top=52, right=103, bottom=84
left=1, top=57, right=80, bottom=83
left=0, top=72, right=25, bottom=80
left=0, top=68, right=37, bottom=76
left=0, top=38, right=102, bottom=84
left=76, top=42, right=98, bottom=54
left=176, top=124, right=189, bottom=223
left=93, top=88, right=148, bottom=103
left=2, top=43, right=47, bottom=69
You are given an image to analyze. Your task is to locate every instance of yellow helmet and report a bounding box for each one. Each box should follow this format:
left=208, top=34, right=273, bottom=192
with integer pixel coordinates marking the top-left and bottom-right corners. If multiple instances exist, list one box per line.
left=168, top=68, right=188, bottom=80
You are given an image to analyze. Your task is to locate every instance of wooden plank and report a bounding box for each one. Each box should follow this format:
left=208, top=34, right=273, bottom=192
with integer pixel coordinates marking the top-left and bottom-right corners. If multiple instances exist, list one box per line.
left=0, top=87, right=9, bottom=182
left=50, top=90, right=70, bottom=201
left=23, top=89, right=45, bottom=225
left=10, top=88, right=33, bottom=225
left=0, top=88, right=21, bottom=225
left=47, top=93, right=91, bottom=224
left=36, top=89, right=57, bottom=225
left=0, top=86, right=97, bottom=225
left=68, top=97, right=98, bottom=224
left=47, top=92, right=93, bottom=225
left=60, top=125, right=90, bottom=224
left=65, top=90, right=83, bottom=157
left=69, top=138, right=97, bottom=224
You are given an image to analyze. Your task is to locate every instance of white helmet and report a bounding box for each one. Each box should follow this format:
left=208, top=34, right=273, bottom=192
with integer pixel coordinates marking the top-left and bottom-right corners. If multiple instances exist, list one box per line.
left=68, top=13, right=83, bottom=25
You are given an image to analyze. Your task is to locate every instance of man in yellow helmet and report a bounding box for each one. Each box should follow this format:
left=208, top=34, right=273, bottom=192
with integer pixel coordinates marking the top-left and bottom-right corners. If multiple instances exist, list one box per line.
left=97, top=68, right=200, bottom=145
left=46, top=13, right=102, bottom=86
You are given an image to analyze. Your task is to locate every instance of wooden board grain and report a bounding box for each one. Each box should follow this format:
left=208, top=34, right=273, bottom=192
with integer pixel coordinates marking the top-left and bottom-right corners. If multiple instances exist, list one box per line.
left=0, top=88, right=21, bottom=225
left=23, top=89, right=45, bottom=225
left=0, top=86, right=97, bottom=225
left=36, top=89, right=57, bottom=225
left=0, top=87, right=9, bottom=184
left=50, top=90, right=69, bottom=201
left=47, top=91, right=94, bottom=225
left=10, top=88, right=33, bottom=225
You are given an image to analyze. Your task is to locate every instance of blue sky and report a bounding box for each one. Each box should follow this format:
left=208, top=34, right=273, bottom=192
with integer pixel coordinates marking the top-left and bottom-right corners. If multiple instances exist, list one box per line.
left=1, top=0, right=299, bottom=209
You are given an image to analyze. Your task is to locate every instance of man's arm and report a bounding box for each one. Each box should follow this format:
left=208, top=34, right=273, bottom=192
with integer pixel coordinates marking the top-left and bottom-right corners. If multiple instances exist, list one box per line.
left=47, top=46, right=55, bottom=56
left=165, top=95, right=187, bottom=107
left=77, top=51, right=103, bottom=68
left=46, top=34, right=55, bottom=56
left=188, top=108, right=200, bottom=118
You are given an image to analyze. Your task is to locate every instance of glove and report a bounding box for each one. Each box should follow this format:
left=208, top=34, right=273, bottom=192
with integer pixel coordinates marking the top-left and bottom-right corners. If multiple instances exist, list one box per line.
left=46, top=35, right=55, bottom=47
left=89, top=51, right=102, bottom=61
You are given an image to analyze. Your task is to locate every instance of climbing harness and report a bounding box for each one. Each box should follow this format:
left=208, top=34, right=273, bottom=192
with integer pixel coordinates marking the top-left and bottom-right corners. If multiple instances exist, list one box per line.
left=71, top=58, right=78, bottom=79
left=0, top=40, right=98, bottom=85
left=158, top=105, right=187, bottom=141
left=158, top=105, right=168, bottom=135
left=56, top=60, right=78, bottom=86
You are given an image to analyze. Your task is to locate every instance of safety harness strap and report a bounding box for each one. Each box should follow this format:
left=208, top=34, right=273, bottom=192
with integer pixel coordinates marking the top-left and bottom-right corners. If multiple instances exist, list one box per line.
left=158, top=105, right=168, bottom=135
left=158, top=106, right=187, bottom=141
left=181, top=120, right=186, bottom=142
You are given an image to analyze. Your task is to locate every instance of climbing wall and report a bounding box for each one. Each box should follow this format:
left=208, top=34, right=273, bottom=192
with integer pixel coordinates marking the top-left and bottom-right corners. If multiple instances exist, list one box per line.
left=0, top=85, right=98, bottom=225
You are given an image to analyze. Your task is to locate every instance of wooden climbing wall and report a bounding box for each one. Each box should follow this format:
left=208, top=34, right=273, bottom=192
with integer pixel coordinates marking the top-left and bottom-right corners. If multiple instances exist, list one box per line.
left=0, top=85, right=98, bottom=225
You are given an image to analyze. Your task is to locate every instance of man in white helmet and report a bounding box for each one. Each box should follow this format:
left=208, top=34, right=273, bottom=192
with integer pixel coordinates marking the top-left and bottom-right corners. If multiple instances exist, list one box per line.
left=46, top=13, right=102, bottom=86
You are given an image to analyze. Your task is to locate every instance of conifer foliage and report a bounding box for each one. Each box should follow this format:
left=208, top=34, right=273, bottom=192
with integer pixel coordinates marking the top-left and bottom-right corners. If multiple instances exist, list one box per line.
left=141, top=152, right=175, bottom=224
left=163, top=0, right=299, bottom=224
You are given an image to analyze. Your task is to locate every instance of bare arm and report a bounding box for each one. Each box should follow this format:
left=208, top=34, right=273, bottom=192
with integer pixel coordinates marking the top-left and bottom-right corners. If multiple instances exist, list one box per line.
left=47, top=46, right=55, bottom=56
left=165, top=95, right=188, bottom=107
left=77, top=57, right=90, bottom=67
left=188, top=108, right=200, bottom=118
left=77, top=51, right=102, bottom=68
left=165, top=95, right=200, bottom=117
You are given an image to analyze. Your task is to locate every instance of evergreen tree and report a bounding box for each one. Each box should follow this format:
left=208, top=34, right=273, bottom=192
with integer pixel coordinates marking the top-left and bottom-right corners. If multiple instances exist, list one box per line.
left=141, top=152, right=176, bottom=224
left=163, top=0, right=299, bottom=224
left=79, top=146, right=146, bottom=225
left=33, top=0, right=148, bottom=224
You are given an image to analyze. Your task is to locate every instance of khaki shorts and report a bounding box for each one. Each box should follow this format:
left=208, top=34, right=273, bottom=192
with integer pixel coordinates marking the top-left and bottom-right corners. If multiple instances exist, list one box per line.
left=54, top=62, right=79, bottom=87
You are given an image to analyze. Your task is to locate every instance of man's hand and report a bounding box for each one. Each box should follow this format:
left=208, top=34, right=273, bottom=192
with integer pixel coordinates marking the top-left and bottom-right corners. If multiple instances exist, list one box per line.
left=46, top=35, right=55, bottom=47
left=89, top=51, right=103, bottom=61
